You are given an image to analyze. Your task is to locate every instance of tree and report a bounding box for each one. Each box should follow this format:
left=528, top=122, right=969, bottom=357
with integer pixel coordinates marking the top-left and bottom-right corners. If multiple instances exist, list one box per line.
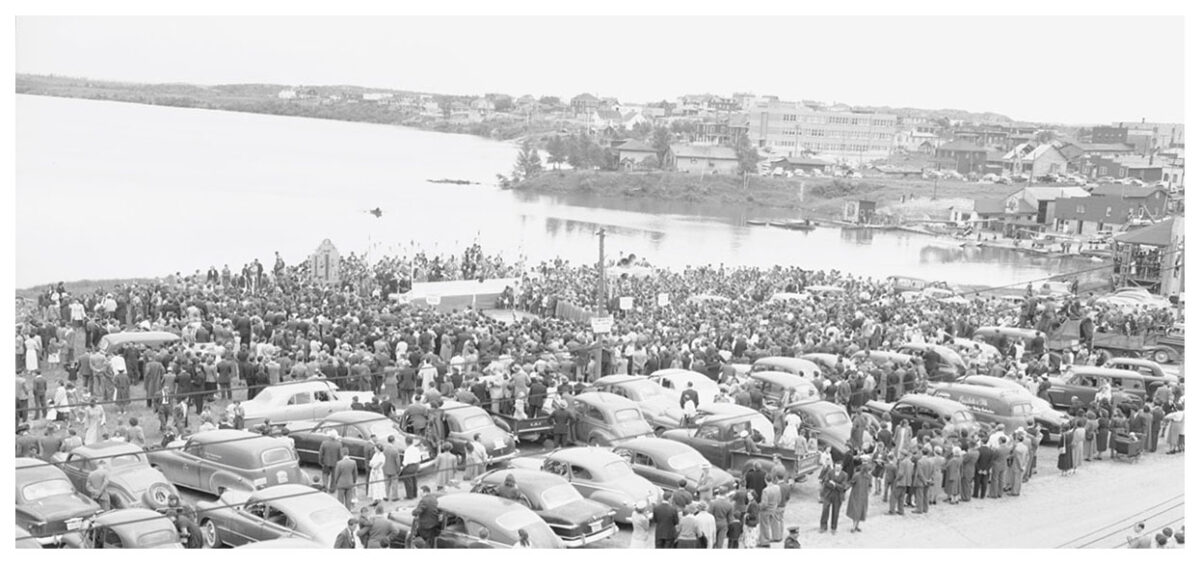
left=566, top=133, right=587, bottom=169
left=651, top=126, right=672, bottom=168
left=733, top=133, right=760, bottom=175
left=638, top=154, right=661, bottom=170
left=538, top=96, right=561, bottom=108
left=513, top=139, right=543, bottom=181
left=631, top=121, right=653, bottom=140
left=546, top=135, right=567, bottom=170
left=1035, top=129, right=1059, bottom=145
left=491, top=95, right=514, bottom=113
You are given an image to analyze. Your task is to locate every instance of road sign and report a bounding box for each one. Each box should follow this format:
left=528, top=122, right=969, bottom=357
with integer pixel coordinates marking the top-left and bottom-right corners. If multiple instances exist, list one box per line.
left=591, top=316, right=614, bottom=334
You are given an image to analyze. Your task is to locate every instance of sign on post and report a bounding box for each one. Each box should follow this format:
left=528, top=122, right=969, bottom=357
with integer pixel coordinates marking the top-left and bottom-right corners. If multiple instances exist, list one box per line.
left=591, top=316, right=614, bottom=334
left=657, top=293, right=670, bottom=307
left=425, top=294, right=441, bottom=306
left=619, top=297, right=634, bottom=310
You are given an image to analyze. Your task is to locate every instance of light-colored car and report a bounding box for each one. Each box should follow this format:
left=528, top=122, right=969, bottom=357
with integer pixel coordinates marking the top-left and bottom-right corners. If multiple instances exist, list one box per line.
left=612, top=437, right=735, bottom=495
left=566, top=391, right=655, bottom=445
left=649, top=369, right=723, bottom=409
left=438, top=400, right=519, bottom=463
left=196, top=484, right=352, bottom=548
left=1104, top=357, right=1176, bottom=383
left=53, top=441, right=180, bottom=512
left=588, top=375, right=686, bottom=434
left=954, top=375, right=1070, bottom=440
left=387, top=492, right=565, bottom=548
left=147, top=429, right=309, bottom=496
left=16, top=457, right=102, bottom=547
left=471, top=468, right=617, bottom=547
left=510, top=447, right=663, bottom=524
left=750, top=356, right=823, bottom=379
left=78, top=508, right=183, bottom=548
left=241, top=380, right=374, bottom=427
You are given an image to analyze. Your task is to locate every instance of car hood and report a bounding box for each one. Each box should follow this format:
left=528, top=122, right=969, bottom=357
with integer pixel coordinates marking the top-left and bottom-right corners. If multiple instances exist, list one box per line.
left=539, top=499, right=614, bottom=526
left=20, top=494, right=101, bottom=522
left=470, top=426, right=514, bottom=452
left=110, top=466, right=171, bottom=493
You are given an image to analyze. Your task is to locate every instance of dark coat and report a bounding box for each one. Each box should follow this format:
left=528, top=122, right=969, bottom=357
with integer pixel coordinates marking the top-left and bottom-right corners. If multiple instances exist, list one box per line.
left=319, top=437, right=344, bottom=468
left=332, top=458, right=358, bottom=489
left=651, top=502, right=679, bottom=540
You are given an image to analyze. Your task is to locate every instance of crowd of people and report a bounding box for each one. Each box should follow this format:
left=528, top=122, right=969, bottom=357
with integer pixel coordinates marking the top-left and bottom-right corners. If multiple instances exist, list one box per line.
left=12, top=243, right=1186, bottom=548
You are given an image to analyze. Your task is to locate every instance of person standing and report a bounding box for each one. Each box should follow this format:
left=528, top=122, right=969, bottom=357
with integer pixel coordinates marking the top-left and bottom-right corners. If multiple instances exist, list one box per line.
left=890, top=451, right=912, bottom=515
left=742, top=490, right=760, bottom=548
left=914, top=451, right=933, bottom=513
left=650, top=493, right=679, bottom=548
left=113, top=369, right=131, bottom=416
left=1163, top=408, right=1184, bottom=454
left=760, top=476, right=782, bottom=543
left=334, top=518, right=360, bottom=549
left=710, top=487, right=734, bottom=549
left=819, top=464, right=849, bottom=534
left=382, top=436, right=402, bottom=501
left=15, top=372, right=29, bottom=427
left=845, top=455, right=873, bottom=532
left=412, top=486, right=440, bottom=546
left=975, top=440, right=993, bottom=498
left=83, top=398, right=106, bottom=445
left=319, top=431, right=344, bottom=492
left=944, top=446, right=963, bottom=503
left=434, top=442, right=458, bottom=488
left=1009, top=432, right=1027, bottom=496
left=332, top=449, right=358, bottom=510
left=744, top=461, right=767, bottom=503
left=630, top=501, right=653, bottom=548
left=989, top=437, right=1009, bottom=498
left=367, top=443, right=386, bottom=506
left=401, top=439, right=423, bottom=499
left=1150, top=403, right=1165, bottom=453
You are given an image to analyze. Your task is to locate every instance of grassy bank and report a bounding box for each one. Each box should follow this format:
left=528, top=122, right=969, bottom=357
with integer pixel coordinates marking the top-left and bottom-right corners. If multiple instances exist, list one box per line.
left=512, top=170, right=1010, bottom=217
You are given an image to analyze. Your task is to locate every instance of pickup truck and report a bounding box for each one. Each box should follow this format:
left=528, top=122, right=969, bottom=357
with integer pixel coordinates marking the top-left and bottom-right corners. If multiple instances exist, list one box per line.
left=660, top=414, right=820, bottom=481
left=485, top=406, right=553, bottom=441
left=1092, top=330, right=1184, bottom=364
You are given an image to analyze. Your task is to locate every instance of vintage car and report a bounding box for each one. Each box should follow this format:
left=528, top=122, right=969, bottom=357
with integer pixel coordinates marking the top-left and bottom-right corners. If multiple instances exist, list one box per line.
left=660, top=414, right=821, bottom=480
left=927, top=383, right=1037, bottom=433
left=648, top=369, right=723, bottom=409
left=894, top=343, right=968, bottom=380
left=1045, top=366, right=1148, bottom=412
left=52, top=441, right=180, bottom=511
left=196, top=484, right=352, bottom=548
left=745, top=371, right=820, bottom=416
left=692, top=403, right=775, bottom=442
left=1103, top=357, right=1176, bottom=382
left=15, top=526, right=42, bottom=549
left=851, top=350, right=919, bottom=368
left=387, top=492, right=565, bottom=548
left=148, top=429, right=309, bottom=496
left=78, top=508, right=183, bottom=548
left=782, top=400, right=852, bottom=460
left=586, top=375, right=686, bottom=434
left=241, top=380, right=374, bottom=427
left=566, top=392, right=654, bottom=446
left=797, top=353, right=840, bottom=373
left=437, top=400, right=518, bottom=463
left=611, top=437, right=735, bottom=495
left=954, top=375, right=1071, bottom=441
left=471, top=468, right=617, bottom=547
left=749, top=356, right=823, bottom=379
left=286, top=410, right=435, bottom=472
left=864, top=394, right=980, bottom=437
left=15, top=457, right=102, bottom=547
left=509, top=447, right=663, bottom=524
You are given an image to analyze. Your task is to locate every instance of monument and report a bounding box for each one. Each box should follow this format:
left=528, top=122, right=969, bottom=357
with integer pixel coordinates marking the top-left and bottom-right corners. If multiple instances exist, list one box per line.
left=309, top=239, right=341, bottom=286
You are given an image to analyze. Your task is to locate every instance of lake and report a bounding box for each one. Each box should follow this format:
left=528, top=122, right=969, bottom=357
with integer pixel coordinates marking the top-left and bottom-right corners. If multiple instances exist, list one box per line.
left=16, top=94, right=1096, bottom=289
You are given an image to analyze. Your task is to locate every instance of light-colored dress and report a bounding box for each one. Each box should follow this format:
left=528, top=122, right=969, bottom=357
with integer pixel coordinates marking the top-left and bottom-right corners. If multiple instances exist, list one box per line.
left=84, top=405, right=106, bottom=445
left=629, top=511, right=653, bottom=548
left=368, top=451, right=386, bottom=503
left=463, top=448, right=486, bottom=481
left=435, top=451, right=458, bottom=487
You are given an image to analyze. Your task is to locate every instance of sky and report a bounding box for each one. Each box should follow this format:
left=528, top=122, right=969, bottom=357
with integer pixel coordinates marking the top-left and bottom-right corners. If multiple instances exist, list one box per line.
left=14, top=16, right=1186, bottom=125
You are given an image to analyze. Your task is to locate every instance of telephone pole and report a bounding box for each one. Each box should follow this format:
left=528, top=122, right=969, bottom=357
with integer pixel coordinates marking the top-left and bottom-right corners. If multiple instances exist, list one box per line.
left=593, top=228, right=607, bottom=382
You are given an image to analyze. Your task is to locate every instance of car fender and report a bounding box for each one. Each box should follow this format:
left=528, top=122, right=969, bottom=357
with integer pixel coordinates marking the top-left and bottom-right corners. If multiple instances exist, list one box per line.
left=209, top=472, right=254, bottom=495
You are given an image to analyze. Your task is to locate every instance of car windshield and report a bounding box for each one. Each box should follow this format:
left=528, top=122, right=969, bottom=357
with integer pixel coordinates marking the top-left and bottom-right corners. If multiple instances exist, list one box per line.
left=137, top=528, right=179, bottom=547
left=459, top=413, right=493, bottom=432
left=22, top=478, right=75, bottom=502
left=822, top=411, right=851, bottom=426
left=602, top=461, right=634, bottom=479
left=261, top=447, right=297, bottom=466
left=623, top=380, right=667, bottom=400
left=666, top=452, right=707, bottom=473
left=311, top=506, right=351, bottom=526
left=614, top=409, right=644, bottom=423
left=539, top=484, right=583, bottom=509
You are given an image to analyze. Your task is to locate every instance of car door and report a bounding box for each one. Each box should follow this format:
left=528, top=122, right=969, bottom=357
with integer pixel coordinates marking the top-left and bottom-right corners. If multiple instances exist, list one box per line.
left=436, top=511, right=470, bottom=548
left=293, top=421, right=332, bottom=463
left=62, top=453, right=91, bottom=492
left=613, top=448, right=670, bottom=490
left=312, top=389, right=339, bottom=419
left=575, top=404, right=605, bottom=442
left=283, top=391, right=316, bottom=421
left=258, top=503, right=298, bottom=543
left=232, top=502, right=271, bottom=545
left=568, top=464, right=599, bottom=498
left=689, top=424, right=725, bottom=466
left=891, top=403, right=917, bottom=427
left=177, top=440, right=206, bottom=491
left=342, top=424, right=372, bottom=468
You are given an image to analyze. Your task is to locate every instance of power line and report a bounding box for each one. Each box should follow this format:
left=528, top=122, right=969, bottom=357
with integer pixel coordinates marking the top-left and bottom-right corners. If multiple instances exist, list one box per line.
left=1054, top=493, right=1183, bottom=548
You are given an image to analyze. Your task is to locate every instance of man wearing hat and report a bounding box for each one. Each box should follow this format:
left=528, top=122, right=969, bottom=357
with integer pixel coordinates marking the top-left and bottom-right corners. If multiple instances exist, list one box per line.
left=784, top=526, right=802, bottom=548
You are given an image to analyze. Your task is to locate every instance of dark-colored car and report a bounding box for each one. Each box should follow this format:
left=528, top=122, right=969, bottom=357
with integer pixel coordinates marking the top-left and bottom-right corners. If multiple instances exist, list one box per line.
left=439, top=400, right=519, bottom=464
left=286, top=410, right=434, bottom=472
left=52, top=441, right=179, bottom=511
left=387, top=493, right=565, bottom=548
left=196, top=484, right=353, bottom=548
left=147, top=429, right=309, bottom=495
left=1045, top=366, right=1147, bottom=413
left=509, top=447, right=663, bottom=524
left=611, top=437, right=735, bottom=495
left=78, top=508, right=183, bottom=548
left=660, top=414, right=821, bottom=480
left=471, top=468, right=616, bottom=547
left=15, top=457, right=102, bottom=547
left=783, top=400, right=852, bottom=459
left=864, top=394, right=980, bottom=436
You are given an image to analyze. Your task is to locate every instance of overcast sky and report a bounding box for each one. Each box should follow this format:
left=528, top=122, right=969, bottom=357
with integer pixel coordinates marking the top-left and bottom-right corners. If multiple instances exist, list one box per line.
left=15, top=16, right=1185, bottom=124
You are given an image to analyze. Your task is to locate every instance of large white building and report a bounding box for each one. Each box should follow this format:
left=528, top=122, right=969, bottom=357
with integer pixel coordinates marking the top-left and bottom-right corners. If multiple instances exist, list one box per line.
left=746, top=100, right=898, bottom=166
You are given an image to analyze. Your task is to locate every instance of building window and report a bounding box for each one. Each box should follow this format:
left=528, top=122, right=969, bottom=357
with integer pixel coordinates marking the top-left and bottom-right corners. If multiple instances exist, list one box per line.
left=1076, top=205, right=1085, bottom=214
left=1105, top=207, right=1112, bottom=217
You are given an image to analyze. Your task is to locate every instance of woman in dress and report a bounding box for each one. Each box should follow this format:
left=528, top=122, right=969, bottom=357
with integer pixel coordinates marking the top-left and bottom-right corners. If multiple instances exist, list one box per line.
left=629, top=501, right=653, bottom=548
left=944, top=447, right=962, bottom=504
left=1058, top=421, right=1074, bottom=476
left=928, top=446, right=945, bottom=506
left=368, top=443, right=386, bottom=505
left=434, top=442, right=458, bottom=488
left=83, top=398, right=106, bottom=445
left=742, top=491, right=760, bottom=549
left=1095, top=404, right=1111, bottom=460
left=1071, top=417, right=1087, bottom=473
left=845, top=457, right=873, bottom=533
left=1164, top=409, right=1184, bottom=454
left=462, top=442, right=486, bottom=481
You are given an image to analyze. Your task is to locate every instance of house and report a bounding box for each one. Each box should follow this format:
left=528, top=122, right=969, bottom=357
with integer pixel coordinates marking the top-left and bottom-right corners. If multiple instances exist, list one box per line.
left=1112, top=217, right=1184, bottom=296
left=1076, top=142, right=1136, bottom=157
left=614, top=140, right=659, bottom=170
left=771, top=157, right=834, bottom=175
left=470, top=98, right=496, bottom=113
left=844, top=200, right=878, bottom=224
left=1049, top=195, right=1164, bottom=235
left=277, top=89, right=297, bottom=100
left=953, top=127, right=1010, bottom=150
left=1089, top=184, right=1171, bottom=212
left=622, top=111, right=651, bottom=130
left=972, top=197, right=1013, bottom=232
left=666, top=144, right=740, bottom=174
left=934, top=139, right=990, bottom=174
left=570, top=93, right=600, bottom=116
left=977, top=185, right=1089, bottom=234
left=1115, top=155, right=1165, bottom=183
left=1002, top=142, right=1071, bottom=178
left=589, top=109, right=623, bottom=129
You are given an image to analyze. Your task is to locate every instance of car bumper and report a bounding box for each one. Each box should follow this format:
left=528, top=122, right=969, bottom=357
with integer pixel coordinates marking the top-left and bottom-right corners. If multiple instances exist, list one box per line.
left=560, top=524, right=618, bottom=548
left=488, top=450, right=518, bottom=465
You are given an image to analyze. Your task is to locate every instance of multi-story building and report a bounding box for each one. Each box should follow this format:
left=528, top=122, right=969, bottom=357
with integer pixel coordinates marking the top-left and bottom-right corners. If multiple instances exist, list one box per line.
left=746, top=101, right=898, bottom=166
left=1114, top=120, right=1184, bottom=151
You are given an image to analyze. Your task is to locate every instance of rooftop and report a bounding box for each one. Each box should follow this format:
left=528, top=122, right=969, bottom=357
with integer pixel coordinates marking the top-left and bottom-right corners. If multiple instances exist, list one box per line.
left=670, top=144, right=738, bottom=160
left=1114, top=217, right=1176, bottom=247
left=938, top=139, right=989, bottom=153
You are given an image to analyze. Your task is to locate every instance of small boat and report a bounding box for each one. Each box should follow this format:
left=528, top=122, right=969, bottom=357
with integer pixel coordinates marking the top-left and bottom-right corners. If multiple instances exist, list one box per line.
left=746, top=219, right=770, bottom=226
left=781, top=220, right=816, bottom=231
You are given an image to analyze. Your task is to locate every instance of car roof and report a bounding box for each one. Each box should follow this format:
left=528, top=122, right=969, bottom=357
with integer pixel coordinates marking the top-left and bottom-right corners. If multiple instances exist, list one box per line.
left=897, top=394, right=972, bottom=412
left=435, top=492, right=536, bottom=520
left=548, top=446, right=624, bottom=467
left=93, top=508, right=174, bottom=530
left=1106, top=357, right=1156, bottom=366
left=753, top=357, right=820, bottom=370
left=750, top=371, right=814, bottom=387
left=478, top=468, right=568, bottom=490
left=189, top=429, right=290, bottom=452
left=788, top=399, right=847, bottom=415
left=16, top=457, right=66, bottom=479
left=931, top=383, right=1026, bottom=402
left=617, top=437, right=695, bottom=457
left=1065, top=365, right=1144, bottom=378
left=69, top=441, right=146, bottom=459
left=248, top=484, right=334, bottom=509
left=959, top=375, right=1025, bottom=390
left=574, top=391, right=640, bottom=409
left=322, top=410, right=388, bottom=425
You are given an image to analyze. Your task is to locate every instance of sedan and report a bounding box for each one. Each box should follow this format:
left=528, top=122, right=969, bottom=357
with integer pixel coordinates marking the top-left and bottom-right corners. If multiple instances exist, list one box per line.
left=78, top=509, right=183, bottom=548
left=53, top=441, right=179, bottom=511
left=286, top=410, right=434, bottom=472
left=16, top=457, right=102, bottom=547
left=611, top=437, right=735, bottom=495
left=510, top=447, right=663, bottom=524
left=471, top=468, right=616, bottom=547
left=649, top=369, right=723, bottom=410
left=196, top=484, right=353, bottom=548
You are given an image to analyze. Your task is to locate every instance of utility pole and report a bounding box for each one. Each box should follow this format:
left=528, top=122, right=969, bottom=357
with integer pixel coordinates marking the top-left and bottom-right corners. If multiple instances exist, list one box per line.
left=593, top=228, right=607, bottom=382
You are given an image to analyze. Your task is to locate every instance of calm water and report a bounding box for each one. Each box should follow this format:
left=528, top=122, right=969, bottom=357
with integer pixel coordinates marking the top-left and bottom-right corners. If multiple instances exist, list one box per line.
left=16, top=94, right=1096, bottom=289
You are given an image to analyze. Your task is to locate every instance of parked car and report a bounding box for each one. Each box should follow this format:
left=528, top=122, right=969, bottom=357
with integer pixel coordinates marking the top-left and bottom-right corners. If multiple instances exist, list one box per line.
left=782, top=400, right=852, bottom=460
left=241, top=380, right=374, bottom=427
left=509, top=447, right=662, bottom=524
left=612, top=437, right=735, bottom=495
left=235, top=538, right=325, bottom=549
left=691, top=403, right=776, bottom=442
left=438, top=400, right=519, bottom=463
left=147, top=429, right=308, bottom=496
left=52, top=441, right=180, bottom=512
left=566, top=392, right=654, bottom=446
left=1045, top=366, right=1150, bottom=412
left=286, top=410, right=435, bottom=472
left=750, top=356, right=823, bottom=379
left=649, top=369, right=723, bottom=409
left=797, top=353, right=839, bottom=373
left=587, top=375, right=686, bottom=434
left=78, top=508, right=183, bottom=548
left=745, top=371, right=820, bottom=416
left=15, top=526, right=42, bottom=549
left=926, top=383, right=1037, bottom=433
left=1103, top=357, right=1176, bottom=383
left=387, top=492, right=565, bottom=548
left=196, top=484, right=352, bottom=548
left=660, top=413, right=821, bottom=481
left=863, top=394, right=980, bottom=436
left=471, top=468, right=616, bottom=547
left=15, top=457, right=102, bottom=547
left=953, top=375, right=1070, bottom=441
left=894, top=343, right=968, bottom=380
left=850, top=350, right=918, bottom=367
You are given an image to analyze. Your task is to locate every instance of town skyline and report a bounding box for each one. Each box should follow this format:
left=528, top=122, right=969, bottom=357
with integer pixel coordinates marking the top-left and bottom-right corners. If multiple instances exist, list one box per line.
left=15, top=16, right=1185, bottom=125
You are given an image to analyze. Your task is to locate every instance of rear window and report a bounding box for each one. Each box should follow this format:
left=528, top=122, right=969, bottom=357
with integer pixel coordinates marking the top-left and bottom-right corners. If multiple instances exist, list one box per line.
left=539, top=484, right=582, bottom=509
left=261, top=447, right=297, bottom=466
left=666, top=451, right=707, bottom=473
left=22, top=478, right=75, bottom=502
left=460, top=414, right=494, bottom=431
left=137, top=529, right=179, bottom=547
left=822, top=411, right=850, bottom=426
left=613, top=409, right=644, bottom=423
left=952, top=411, right=975, bottom=423
left=109, top=453, right=147, bottom=468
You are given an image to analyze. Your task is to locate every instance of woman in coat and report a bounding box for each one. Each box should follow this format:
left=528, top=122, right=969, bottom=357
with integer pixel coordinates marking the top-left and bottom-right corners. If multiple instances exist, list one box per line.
left=1163, top=409, right=1184, bottom=454
left=462, top=442, right=486, bottom=481
left=742, top=491, right=760, bottom=549
left=1071, top=417, right=1087, bottom=472
left=434, top=442, right=458, bottom=488
left=845, top=458, right=873, bottom=532
left=1095, top=405, right=1111, bottom=460
left=1083, top=411, right=1099, bottom=461
left=1057, top=421, right=1074, bottom=476
left=367, top=443, right=387, bottom=505
left=928, top=447, right=945, bottom=505
left=629, top=501, right=653, bottom=548
left=943, top=447, right=963, bottom=504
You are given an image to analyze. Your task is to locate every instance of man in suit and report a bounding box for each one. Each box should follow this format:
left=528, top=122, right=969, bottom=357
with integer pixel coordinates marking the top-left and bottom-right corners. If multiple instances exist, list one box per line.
left=975, top=441, right=993, bottom=499
left=913, top=451, right=934, bottom=513
left=334, top=518, right=359, bottom=548
left=550, top=402, right=572, bottom=448
left=680, top=382, right=701, bottom=420
left=960, top=442, right=979, bottom=502
left=650, top=493, right=679, bottom=548
left=891, top=451, right=913, bottom=515
left=413, top=486, right=440, bottom=546
left=990, top=436, right=1011, bottom=498
left=819, top=464, right=849, bottom=533
left=760, top=477, right=783, bottom=542
left=332, top=449, right=358, bottom=510
left=744, top=461, right=768, bottom=502
left=383, top=436, right=403, bottom=501
left=366, top=505, right=397, bottom=548
left=319, top=431, right=344, bottom=492
left=709, top=487, right=734, bottom=549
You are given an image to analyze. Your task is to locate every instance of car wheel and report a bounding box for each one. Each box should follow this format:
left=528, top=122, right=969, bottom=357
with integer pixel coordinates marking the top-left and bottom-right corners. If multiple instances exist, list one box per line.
left=201, top=519, right=221, bottom=548
left=1153, top=350, right=1171, bottom=364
